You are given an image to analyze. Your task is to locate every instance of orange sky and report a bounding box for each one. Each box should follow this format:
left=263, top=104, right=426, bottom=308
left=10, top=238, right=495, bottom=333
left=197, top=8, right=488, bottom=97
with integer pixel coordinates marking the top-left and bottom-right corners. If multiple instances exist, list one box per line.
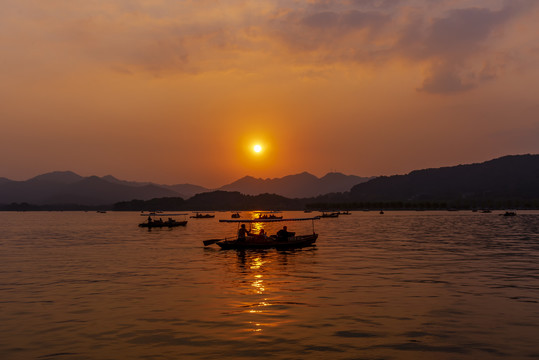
left=1, top=0, right=538, bottom=187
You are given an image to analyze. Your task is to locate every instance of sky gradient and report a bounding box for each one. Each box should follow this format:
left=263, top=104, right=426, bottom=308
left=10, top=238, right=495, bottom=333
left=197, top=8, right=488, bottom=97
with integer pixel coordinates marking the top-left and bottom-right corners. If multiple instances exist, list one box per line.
left=1, top=0, right=538, bottom=187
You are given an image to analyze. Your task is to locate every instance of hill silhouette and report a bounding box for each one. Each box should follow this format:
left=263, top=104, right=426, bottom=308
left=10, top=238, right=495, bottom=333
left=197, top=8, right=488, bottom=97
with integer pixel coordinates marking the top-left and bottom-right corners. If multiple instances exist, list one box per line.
left=114, top=191, right=304, bottom=211
left=349, top=154, right=539, bottom=203
left=2, top=155, right=538, bottom=210
left=219, top=172, right=370, bottom=198
left=100, top=175, right=208, bottom=198
left=0, top=170, right=365, bottom=205
left=28, top=171, right=84, bottom=184
left=0, top=174, right=179, bottom=205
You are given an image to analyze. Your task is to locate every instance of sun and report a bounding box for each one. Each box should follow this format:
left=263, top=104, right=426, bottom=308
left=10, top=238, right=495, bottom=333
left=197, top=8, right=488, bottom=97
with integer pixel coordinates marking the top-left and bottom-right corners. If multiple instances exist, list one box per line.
left=253, top=144, right=262, bottom=153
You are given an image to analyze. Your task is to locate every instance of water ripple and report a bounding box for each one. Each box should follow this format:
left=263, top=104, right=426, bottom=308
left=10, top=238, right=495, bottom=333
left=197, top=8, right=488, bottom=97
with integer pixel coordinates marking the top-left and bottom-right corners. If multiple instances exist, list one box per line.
left=0, top=211, right=538, bottom=359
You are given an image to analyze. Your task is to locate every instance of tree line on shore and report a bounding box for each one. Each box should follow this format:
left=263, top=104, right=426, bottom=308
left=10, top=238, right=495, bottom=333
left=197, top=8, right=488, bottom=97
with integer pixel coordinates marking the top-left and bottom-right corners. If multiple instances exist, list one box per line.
left=2, top=190, right=538, bottom=211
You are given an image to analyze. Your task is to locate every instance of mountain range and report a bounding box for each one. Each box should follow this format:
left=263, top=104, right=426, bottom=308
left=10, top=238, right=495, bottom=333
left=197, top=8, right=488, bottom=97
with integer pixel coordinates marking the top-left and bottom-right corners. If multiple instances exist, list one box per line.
left=348, top=154, right=539, bottom=202
left=115, top=154, right=539, bottom=211
left=219, top=172, right=370, bottom=198
left=2, top=154, right=537, bottom=209
left=0, top=171, right=369, bottom=206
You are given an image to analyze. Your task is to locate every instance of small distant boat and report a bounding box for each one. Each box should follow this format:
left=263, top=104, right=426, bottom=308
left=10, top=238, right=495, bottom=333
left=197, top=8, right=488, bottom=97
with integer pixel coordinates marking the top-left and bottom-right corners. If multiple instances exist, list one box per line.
left=502, top=211, right=516, bottom=217
left=481, top=210, right=492, bottom=213
left=255, top=211, right=283, bottom=220
left=190, top=212, right=215, bottom=219
left=319, top=212, right=339, bottom=218
left=379, top=210, right=384, bottom=214
left=139, top=213, right=188, bottom=228
left=231, top=212, right=241, bottom=218
left=97, top=210, right=107, bottom=213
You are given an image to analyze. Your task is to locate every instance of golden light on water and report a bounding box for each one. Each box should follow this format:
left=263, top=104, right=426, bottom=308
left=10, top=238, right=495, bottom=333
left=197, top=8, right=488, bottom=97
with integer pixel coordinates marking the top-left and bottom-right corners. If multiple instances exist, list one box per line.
left=250, top=257, right=264, bottom=270
left=233, top=252, right=294, bottom=336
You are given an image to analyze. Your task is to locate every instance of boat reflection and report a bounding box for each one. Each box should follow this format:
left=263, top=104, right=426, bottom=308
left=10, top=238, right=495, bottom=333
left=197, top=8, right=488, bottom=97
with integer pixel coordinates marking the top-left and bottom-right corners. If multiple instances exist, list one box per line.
left=223, top=248, right=318, bottom=335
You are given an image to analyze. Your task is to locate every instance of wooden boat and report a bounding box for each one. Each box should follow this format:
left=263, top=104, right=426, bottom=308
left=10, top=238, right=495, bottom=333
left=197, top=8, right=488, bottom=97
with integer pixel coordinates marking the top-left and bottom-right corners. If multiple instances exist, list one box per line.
left=502, top=211, right=516, bottom=216
left=231, top=212, right=241, bottom=218
left=139, top=213, right=188, bottom=228
left=190, top=212, right=215, bottom=219
left=255, top=211, right=283, bottom=220
left=204, top=217, right=320, bottom=250
left=139, top=219, right=187, bottom=228
left=319, top=212, right=339, bottom=218
left=216, top=234, right=318, bottom=250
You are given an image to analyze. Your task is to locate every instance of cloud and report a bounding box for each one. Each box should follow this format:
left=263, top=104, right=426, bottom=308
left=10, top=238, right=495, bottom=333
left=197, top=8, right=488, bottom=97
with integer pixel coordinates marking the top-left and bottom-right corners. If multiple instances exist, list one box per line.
left=418, top=62, right=474, bottom=94
left=1, top=0, right=538, bottom=92
left=267, top=0, right=539, bottom=93
left=408, top=0, right=536, bottom=93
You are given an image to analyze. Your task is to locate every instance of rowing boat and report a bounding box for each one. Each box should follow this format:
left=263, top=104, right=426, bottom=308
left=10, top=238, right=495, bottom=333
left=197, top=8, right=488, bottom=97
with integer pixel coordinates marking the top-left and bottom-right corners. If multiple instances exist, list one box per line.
left=139, top=213, right=188, bottom=228
left=216, top=233, right=318, bottom=250
left=204, top=216, right=320, bottom=250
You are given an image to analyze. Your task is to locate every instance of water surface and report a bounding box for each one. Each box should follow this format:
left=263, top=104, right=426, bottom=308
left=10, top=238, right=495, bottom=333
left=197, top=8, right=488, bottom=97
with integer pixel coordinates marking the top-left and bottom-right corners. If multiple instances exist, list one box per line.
left=1, top=211, right=538, bottom=359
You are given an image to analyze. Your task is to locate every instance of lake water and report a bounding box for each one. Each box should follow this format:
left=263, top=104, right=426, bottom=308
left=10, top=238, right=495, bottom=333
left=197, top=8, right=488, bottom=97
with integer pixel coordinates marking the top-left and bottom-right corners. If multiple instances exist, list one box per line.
left=1, top=211, right=538, bottom=359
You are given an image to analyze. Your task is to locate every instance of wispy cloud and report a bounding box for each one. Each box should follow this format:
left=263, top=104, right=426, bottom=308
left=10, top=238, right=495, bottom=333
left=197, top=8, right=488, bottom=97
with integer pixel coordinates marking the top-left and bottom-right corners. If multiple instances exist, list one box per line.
left=1, top=0, right=538, bottom=90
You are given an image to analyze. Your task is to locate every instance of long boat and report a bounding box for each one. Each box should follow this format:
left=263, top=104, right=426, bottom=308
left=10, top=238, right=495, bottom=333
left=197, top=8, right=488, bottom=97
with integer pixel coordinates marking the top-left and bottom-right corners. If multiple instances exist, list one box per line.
left=319, top=212, right=339, bottom=218
left=190, top=212, right=215, bottom=219
left=203, top=217, right=320, bottom=250
left=139, top=213, right=188, bottom=228
left=255, top=211, right=283, bottom=220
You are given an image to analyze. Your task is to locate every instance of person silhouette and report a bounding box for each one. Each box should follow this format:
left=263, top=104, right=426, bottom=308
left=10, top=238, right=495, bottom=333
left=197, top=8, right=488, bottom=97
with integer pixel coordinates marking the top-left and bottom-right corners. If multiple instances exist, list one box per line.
left=277, top=226, right=289, bottom=241
left=237, top=224, right=251, bottom=242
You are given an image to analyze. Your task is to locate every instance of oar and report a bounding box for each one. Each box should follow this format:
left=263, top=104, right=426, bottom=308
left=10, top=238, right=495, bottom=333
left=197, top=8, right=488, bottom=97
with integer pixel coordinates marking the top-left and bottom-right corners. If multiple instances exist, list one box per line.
left=203, top=238, right=224, bottom=246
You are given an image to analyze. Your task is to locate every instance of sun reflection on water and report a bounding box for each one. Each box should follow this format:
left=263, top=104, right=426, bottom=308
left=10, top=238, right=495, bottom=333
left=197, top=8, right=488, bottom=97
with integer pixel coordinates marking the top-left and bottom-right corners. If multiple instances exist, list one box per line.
left=249, top=256, right=265, bottom=270
left=226, top=246, right=318, bottom=336
left=236, top=254, right=274, bottom=334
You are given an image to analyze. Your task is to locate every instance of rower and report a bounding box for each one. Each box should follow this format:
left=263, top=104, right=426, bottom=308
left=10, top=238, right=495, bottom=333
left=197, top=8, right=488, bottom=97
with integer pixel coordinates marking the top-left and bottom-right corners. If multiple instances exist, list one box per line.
left=237, top=224, right=251, bottom=242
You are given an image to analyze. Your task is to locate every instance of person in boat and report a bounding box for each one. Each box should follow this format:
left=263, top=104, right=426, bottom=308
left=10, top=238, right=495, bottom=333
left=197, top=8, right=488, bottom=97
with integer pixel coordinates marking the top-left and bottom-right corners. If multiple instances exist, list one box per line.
left=237, top=224, right=252, bottom=242
left=257, top=228, right=267, bottom=241
left=277, top=226, right=290, bottom=242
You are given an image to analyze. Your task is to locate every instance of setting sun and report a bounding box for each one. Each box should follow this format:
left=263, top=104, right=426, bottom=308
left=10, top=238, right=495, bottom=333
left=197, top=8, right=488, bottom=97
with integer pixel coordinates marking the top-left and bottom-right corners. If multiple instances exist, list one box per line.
left=253, top=144, right=262, bottom=153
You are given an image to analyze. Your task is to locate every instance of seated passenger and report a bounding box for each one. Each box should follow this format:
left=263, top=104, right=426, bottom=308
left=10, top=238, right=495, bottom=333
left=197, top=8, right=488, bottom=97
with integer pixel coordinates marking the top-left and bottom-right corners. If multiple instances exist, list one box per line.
left=276, top=226, right=289, bottom=241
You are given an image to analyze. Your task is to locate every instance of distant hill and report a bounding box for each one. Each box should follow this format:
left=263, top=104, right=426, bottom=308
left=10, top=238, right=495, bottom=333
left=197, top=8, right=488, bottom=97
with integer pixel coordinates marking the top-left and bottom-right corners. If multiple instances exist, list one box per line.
left=349, top=154, right=539, bottom=203
left=0, top=173, right=181, bottom=205
left=0, top=170, right=366, bottom=206
left=41, top=176, right=181, bottom=205
left=99, top=175, right=209, bottom=198
left=114, top=191, right=305, bottom=211
left=100, top=175, right=153, bottom=187
left=162, top=184, right=210, bottom=199
left=2, top=155, right=538, bottom=210
left=28, top=171, right=84, bottom=184
left=219, top=172, right=371, bottom=198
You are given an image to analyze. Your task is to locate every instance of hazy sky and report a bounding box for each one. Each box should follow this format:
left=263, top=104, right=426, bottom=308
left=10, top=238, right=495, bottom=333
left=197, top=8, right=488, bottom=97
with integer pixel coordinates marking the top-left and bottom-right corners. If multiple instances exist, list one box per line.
left=1, top=0, right=538, bottom=187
